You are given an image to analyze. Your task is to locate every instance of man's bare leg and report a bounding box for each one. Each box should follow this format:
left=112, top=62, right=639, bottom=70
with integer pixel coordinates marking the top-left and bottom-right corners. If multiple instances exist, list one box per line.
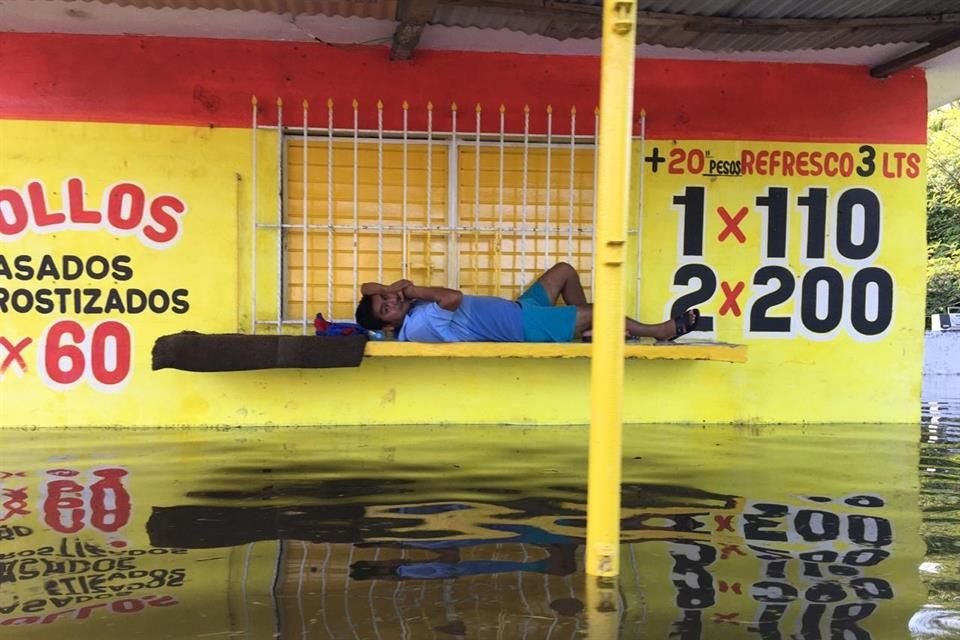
left=532, top=262, right=587, bottom=306
left=575, top=305, right=698, bottom=341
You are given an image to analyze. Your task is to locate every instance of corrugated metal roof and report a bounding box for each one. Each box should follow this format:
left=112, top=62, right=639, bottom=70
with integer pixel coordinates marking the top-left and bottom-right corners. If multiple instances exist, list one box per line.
left=71, top=0, right=960, bottom=51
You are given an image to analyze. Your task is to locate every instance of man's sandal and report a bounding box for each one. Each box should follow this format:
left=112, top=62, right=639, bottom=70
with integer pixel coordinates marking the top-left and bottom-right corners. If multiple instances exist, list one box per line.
left=668, top=309, right=701, bottom=342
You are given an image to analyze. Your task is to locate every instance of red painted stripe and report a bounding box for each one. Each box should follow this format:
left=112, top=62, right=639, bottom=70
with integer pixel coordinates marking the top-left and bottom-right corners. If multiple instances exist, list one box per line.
left=0, top=33, right=926, bottom=143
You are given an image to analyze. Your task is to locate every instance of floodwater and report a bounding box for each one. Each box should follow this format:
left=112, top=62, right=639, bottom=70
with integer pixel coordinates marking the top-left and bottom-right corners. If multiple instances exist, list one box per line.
left=0, top=392, right=958, bottom=639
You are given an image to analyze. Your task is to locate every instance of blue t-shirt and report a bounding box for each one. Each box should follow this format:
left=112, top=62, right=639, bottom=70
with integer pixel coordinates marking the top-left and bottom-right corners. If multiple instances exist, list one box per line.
left=397, top=296, right=523, bottom=342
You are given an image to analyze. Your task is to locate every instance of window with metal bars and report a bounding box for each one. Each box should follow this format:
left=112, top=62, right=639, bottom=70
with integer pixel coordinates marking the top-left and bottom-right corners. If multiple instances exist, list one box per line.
left=283, top=134, right=599, bottom=324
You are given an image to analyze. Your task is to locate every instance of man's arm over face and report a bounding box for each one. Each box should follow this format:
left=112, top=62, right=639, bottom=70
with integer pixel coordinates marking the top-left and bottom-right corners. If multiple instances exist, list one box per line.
left=404, top=285, right=463, bottom=311
left=361, top=279, right=413, bottom=297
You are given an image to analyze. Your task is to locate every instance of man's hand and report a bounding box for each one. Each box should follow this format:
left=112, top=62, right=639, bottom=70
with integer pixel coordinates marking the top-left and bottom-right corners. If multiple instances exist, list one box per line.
left=383, top=279, right=413, bottom=296
left=361, top=279, right=414, bottom=297
left=361, top=279, right=462, bottom=311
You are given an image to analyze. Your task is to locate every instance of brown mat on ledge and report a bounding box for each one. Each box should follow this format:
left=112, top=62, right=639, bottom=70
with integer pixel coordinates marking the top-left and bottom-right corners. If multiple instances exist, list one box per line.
left=152, top=332, right=367, bottom=371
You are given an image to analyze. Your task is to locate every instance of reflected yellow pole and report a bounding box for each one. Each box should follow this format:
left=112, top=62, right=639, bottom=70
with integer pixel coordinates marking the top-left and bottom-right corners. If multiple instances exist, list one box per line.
left=587, top=0, right=637, bottom=578
left=585, top=575, right=620, bottom=639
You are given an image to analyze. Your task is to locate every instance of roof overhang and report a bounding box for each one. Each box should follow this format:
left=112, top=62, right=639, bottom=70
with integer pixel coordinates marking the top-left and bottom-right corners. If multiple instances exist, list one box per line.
left=3, top=0, right=959, bottom=109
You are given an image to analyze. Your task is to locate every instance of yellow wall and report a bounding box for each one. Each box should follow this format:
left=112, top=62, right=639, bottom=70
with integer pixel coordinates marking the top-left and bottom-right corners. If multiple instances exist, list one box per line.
left=0, top=121, right=925, bottom=426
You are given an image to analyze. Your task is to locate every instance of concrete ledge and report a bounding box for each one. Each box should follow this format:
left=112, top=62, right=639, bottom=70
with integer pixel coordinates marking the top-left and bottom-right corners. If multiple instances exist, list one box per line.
left=364, top=340, right=747, bottom=363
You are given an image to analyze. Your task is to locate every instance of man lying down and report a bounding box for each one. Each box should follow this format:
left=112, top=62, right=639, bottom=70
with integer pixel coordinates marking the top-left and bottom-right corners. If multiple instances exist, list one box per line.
left=355, top=262, right=699, bottom=343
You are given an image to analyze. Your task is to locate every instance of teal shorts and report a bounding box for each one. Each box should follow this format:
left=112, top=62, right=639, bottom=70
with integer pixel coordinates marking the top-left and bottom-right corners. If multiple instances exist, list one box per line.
left=516, top=282, right=577, bottom=342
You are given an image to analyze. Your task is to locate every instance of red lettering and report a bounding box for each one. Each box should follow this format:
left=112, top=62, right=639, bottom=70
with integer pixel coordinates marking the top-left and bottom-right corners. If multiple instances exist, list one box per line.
left=106, top=183, right=145, bottom=231
left=824, top=152, right=839, bottom=177
left=0, top=188, right=29, bottom=236
left=26, top=181, right=65, bottom=227
left=74, top=603, right=106, bottom=620
left=66, top=178, right=101, bottom=225
left=1, top=616, right=40, bottom=626
left=89, top=322, right=132, bottom=388
left=755, top=150, right=769, bottom=175
left=144, top=195, right=186, bottom=246
left=40, top=609, right=76, bottom=625
left=809, top=151, right=823, bottom=176
left=667, top=148, right=685, bottom=174
left=882, top=152, right=896, bottom=178
left=146, top=595, right=178, bottom=607
left=906, top=152, right=921, bottom=178
left=769, top=150, right=781, bottom=174
left=111, top=598, right=145, bottom=613
left=0, top=337, right=31, bottom=375
left=43, top=320, right=85, bottom=387
left=714, top=515, right=734, bottom=532
left=43, top=477, right=85, bottom=534
left=839, top=152, right=854, bottom=177
left=740, top=150, right=755, bottom=175
left=89, top=468, right=131, bottom=533
left=0, top=487, right=30, bottom=521
left=796, top=151, right=809, bottom=176
left=781, top=151, right=795, bottom=176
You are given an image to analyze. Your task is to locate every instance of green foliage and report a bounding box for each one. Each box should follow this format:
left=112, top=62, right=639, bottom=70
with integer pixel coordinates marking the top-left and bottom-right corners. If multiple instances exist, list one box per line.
left=927, top=102, right=960, bottom=315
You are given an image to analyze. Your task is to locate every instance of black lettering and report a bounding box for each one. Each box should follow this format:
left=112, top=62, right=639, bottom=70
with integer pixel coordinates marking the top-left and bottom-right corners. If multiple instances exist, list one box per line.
left=744, top=504, right=788, bottom=542
left=62, top=255, right=84, bottom=279
left=746, top=603, right=787, bottom=640
left=805, top=582, right=846, bottom=603
left=798, top=187, right=828, bottom=260
left=843, top=549, right=889, bottom=567
left=171, top=289, right=190, bottom=314
left=86, top=256, right=110, bottom=279
left=800, top=550, right=838, bottom=563
left=850, top=577, right=893, bottom=600
left=749, top=266, right=794, bottom=333
left=82, top=289, right=103, bottom=314
left=34, top=289, right=53, bottom=314
left=801, top=267, right=843, bottom=333
left=844, top=495, right=884, bottom=508
left=850, top=268, right=893, bottom=336
left=126, top=289, right=147, bottom=313
left=103, top=289, right=126, bottom=313
left=756, top=187, right=789, bottom=259
left=836, top=188, right=881, bottom=261
left=12, top=290, right=32, bottom=313
left=148, top=290, right=170, bottom=313
left=0, top=562, right=17, bottom=584
left=801, top=604, right=827, bottom=638
left=13, top=255, right=33, bottom=280
left=20, top=599, right=45, bottom=614
left=751, top=581, right=797, bottom=604
left=670, top=543, right=716, bottom=609
left=670, top=264, right=716, bottom=332
left=673, top=186, right=705, bottom=257
left=111, top=255, right=133, bottom=281
left=848, top=515, right=893, bottom=547
left=795, top=509, right=841, bottom=542
left=831, top=602, right=876, bottom=640
left=36, top=255, right=59, bottom=280
left=857, top=145, right=876, bottom=177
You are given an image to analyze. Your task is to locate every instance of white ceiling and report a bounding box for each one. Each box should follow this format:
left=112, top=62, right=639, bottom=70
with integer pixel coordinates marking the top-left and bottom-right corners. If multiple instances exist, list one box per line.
left=2, top=0, right=958, bottom=108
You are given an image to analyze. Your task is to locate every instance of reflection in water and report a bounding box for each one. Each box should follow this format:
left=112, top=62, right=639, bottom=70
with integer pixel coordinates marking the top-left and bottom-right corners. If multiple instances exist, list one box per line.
left=0, top=407, right=956, bottom=638
left=914, top=395, right=960, bottom=639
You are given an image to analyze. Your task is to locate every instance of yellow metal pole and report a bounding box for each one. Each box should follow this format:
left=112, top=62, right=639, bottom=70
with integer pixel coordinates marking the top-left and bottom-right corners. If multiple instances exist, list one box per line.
left=587, top=0, right=637, bottom=578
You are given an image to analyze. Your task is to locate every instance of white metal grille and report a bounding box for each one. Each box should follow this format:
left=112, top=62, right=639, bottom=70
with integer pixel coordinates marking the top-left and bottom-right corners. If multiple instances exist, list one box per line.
left=249, top=100, right=644, bottom=333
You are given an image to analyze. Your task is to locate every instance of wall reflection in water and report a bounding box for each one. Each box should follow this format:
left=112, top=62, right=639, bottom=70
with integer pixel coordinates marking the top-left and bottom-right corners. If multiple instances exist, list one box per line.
left=0, top=422, right=931, bottom=639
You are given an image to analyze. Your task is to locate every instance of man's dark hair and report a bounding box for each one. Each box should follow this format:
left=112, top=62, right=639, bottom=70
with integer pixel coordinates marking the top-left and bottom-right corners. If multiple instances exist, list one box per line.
left=355, top=295, right=384, bottom=330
